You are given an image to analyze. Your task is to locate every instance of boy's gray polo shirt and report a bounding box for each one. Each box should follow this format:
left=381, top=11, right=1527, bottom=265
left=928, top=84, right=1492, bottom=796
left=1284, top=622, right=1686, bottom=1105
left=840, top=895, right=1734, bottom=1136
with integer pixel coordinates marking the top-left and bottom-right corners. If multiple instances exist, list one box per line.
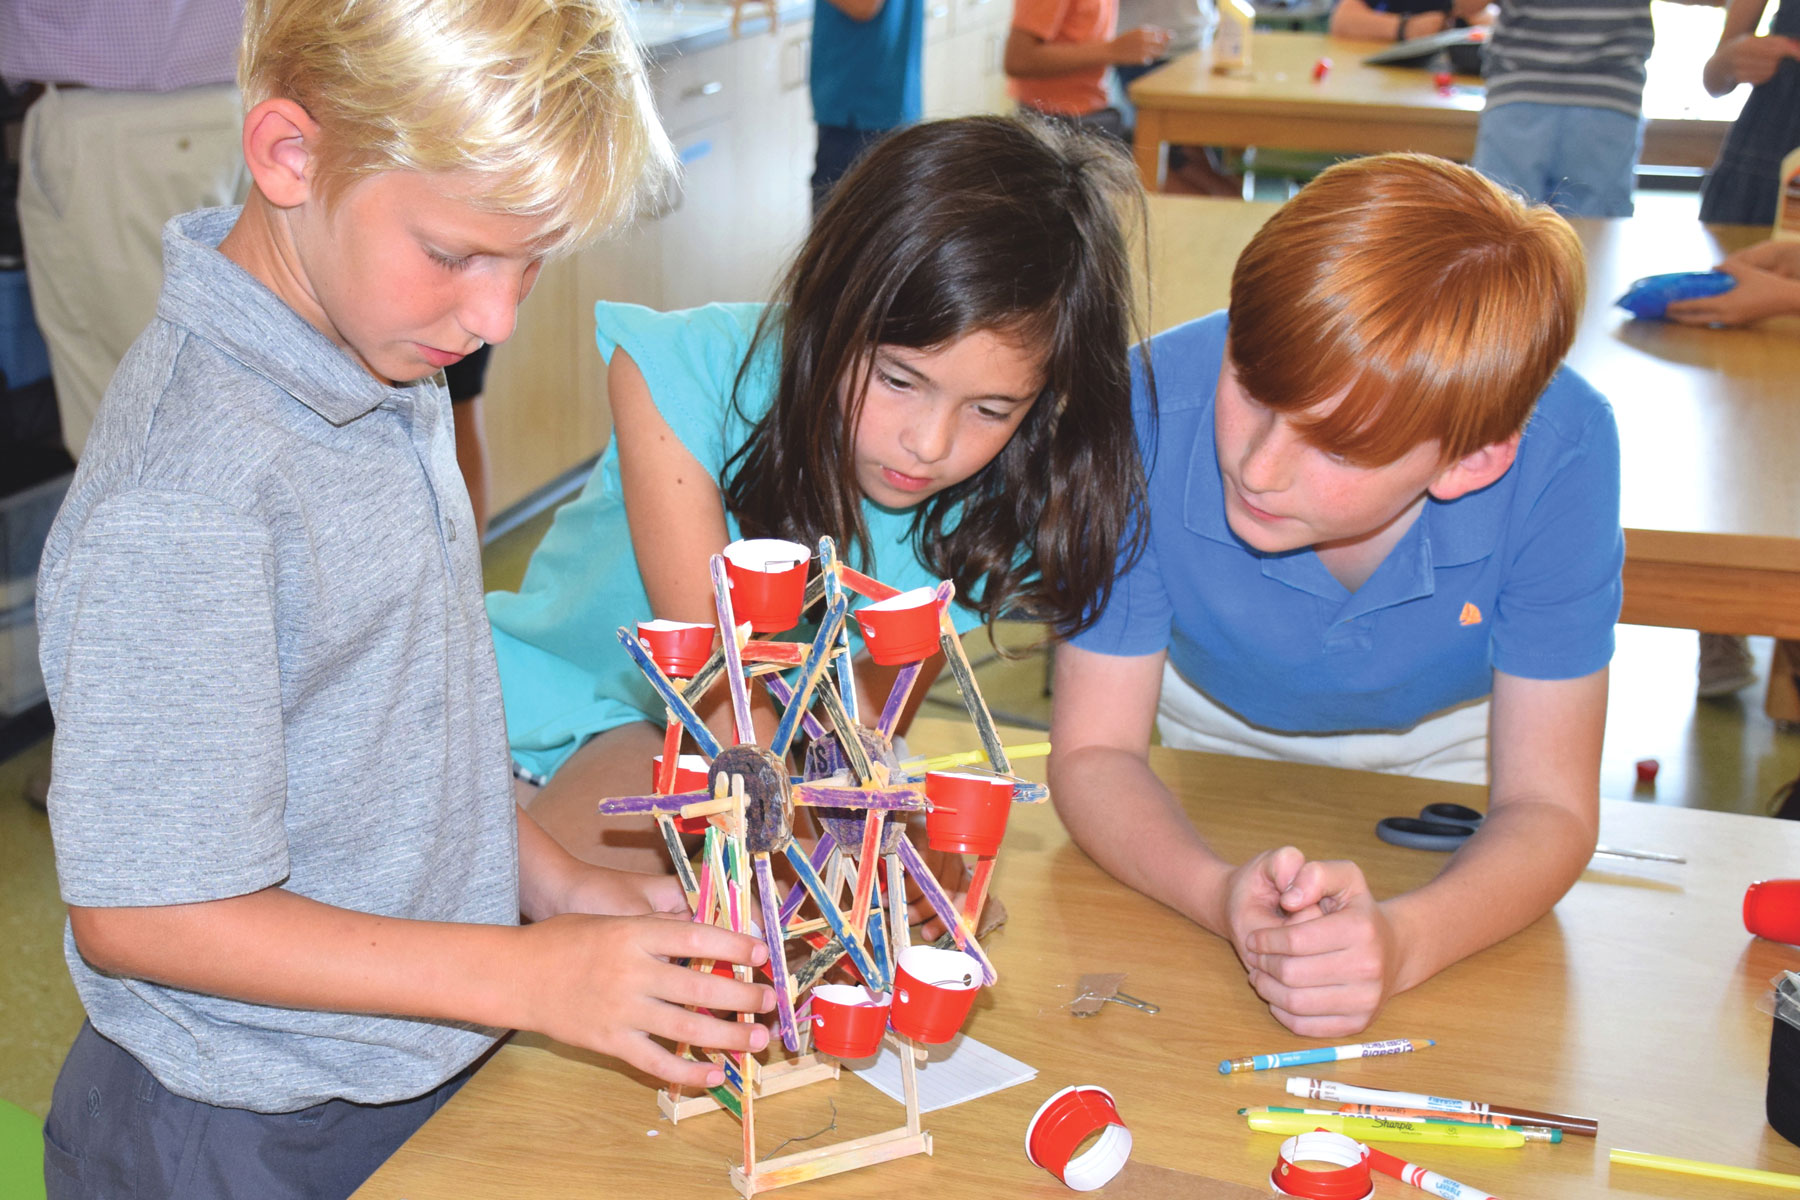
left=37, top=207, right=519, bottom=1112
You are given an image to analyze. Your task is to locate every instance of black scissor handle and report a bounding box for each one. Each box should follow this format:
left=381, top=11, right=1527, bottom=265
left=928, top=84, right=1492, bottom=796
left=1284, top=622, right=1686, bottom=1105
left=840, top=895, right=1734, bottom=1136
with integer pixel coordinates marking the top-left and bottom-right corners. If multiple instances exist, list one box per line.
left=1419, top=802, right=1483, bottom=829
left=1375, top=814, right=1478, bottom=851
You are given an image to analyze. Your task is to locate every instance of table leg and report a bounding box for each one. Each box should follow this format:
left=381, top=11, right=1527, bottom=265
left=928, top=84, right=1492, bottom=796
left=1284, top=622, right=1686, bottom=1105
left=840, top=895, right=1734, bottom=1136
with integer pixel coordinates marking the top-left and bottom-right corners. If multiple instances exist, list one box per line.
left=1134, top=109, right=1169, bottom=192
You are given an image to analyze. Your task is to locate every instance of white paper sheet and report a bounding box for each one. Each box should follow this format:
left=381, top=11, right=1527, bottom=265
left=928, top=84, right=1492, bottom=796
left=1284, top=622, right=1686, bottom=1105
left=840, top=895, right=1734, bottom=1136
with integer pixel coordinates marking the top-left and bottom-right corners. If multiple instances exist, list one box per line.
left=847, top=1033, right=1037, bottom=1112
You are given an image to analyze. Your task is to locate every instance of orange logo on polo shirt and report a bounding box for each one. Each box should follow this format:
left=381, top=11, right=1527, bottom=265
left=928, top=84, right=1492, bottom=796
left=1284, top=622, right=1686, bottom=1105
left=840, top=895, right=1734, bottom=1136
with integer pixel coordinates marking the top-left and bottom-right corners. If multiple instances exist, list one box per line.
left=1459, top=602, right=1483, bottom=627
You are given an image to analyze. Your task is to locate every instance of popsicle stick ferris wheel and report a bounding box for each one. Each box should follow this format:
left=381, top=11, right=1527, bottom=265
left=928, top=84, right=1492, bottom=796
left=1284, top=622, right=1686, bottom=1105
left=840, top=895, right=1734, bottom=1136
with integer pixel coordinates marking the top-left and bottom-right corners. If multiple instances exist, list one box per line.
left=600, top=535, right=1044, bottom=1195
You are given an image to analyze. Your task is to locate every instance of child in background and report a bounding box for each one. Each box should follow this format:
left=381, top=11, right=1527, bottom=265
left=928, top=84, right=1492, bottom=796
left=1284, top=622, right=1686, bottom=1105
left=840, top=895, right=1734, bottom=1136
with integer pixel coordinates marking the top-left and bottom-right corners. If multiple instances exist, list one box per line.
left=808, top=0, right=925, bottom=211
left=1050, top=154, right=1621, bottom=1036
left=487, top=117, right=1151, bottom=870
left=1329, top=0, right=1492, bottom=42
left=1470, top=0, right=1653, bottom=218
left=37, top=3, right=772, bottom=1197
left=1004, top=0, right=1171, bottom=137
left=1698, top=0, right=1800, bottom=224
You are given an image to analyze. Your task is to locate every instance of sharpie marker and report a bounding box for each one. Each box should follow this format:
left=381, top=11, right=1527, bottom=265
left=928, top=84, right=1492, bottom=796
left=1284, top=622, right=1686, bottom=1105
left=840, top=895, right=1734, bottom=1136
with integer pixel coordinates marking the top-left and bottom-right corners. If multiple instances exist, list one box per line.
left=1219, top=1037, right=1433, bottom=1074
left=1366, top=1144, right=1502, bottom=1200
left=1287, top=1077, right=1598, bottom=1137
left=1243, top=1110, right=1538, bottom=1148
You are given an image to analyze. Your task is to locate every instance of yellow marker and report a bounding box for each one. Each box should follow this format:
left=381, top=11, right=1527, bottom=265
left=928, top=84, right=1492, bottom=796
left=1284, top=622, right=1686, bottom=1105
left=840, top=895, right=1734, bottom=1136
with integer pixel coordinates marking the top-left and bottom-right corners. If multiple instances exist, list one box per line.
left=1244, top=1110, right=1528, bottom=1149
left=1610, top=1148, right=1800, bottom=1191
left=906, top=741, right=1052, bottom=771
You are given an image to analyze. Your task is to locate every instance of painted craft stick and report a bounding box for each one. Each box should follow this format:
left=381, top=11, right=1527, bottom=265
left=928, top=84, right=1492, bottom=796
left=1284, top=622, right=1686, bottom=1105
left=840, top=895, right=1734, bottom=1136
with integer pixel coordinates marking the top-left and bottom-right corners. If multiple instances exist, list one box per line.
left=930, top=587, right=1009, bottom=774
left=710, top=555, right=757, bottom=745
left=838, top=565, right=899, bottom=602
left=738, top=642, right=807, bottom=666
left=877, top=581, right=953, bottom=738
left=813, top=685, right=875, bottom=783
left=895, top=835, right=995, bottom=985
left=864, top=867, right=891, bottom=988
left=770, top=595, right=848, bottom=757
left=887, top=853, right=910, bottom=957
left=778, top=831, right=836, bottom=926
left=791, top=784, right=927, bottom=811
left=656, top=718, right=683, bottom=793
left=961, top=857, right=996, bottom=932
left=782, top=840, right=880, bottom=985
left=616, top=628, right=722, bottom=759
left=849, top=809, right=884, bottom=938
left=761, top=674, right=829, bottom=743
left=656, top=814, right=700, bottom=910
left=820, top=537, right=859, bottom=727
left=753, top=852, right=802, bottom=1051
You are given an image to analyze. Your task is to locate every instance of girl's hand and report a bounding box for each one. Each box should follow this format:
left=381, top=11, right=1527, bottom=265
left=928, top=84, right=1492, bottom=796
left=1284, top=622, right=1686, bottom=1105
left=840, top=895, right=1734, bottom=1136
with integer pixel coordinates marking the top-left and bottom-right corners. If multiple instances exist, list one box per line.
left=1723, top=239, right=1800, bottom=280
left=1710, top=32, right=1800, bottom=89
left=1108, top=25, right=1171, bottom=65
left=519, top=912, right=774, bottom=1088
left=1238, top=860, right=1401, bottom=1038
left=1666, top=262, right=1800, bottom=326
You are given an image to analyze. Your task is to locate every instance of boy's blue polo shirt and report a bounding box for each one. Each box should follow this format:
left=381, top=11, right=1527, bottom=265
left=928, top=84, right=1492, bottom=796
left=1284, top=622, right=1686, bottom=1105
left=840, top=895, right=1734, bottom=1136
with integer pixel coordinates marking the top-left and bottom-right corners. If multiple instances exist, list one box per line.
left=809, top=0, right=923, bottom=130
left=1073, top=313, right=1624, bottom=733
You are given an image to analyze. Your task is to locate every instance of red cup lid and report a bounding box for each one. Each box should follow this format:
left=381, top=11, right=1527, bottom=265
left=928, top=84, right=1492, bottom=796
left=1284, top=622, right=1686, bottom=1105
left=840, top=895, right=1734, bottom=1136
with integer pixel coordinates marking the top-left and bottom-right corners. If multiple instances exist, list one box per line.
left=1024, top=1085, right=1132, bottom=1191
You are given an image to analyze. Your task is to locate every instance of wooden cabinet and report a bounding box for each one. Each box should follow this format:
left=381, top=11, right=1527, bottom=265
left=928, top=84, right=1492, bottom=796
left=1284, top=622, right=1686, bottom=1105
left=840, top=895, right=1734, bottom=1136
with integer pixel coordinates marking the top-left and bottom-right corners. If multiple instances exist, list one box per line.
left=924, top=0, right=1013, bottom=118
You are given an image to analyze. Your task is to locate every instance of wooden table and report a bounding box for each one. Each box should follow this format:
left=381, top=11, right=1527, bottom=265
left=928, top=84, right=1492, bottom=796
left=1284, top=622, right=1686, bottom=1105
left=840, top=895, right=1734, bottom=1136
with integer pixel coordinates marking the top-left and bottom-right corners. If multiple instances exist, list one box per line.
left=1139, top=195, right=1800, bottom=639
left=1129, top=28, right=1745, bottom=191
left=353, top=718, right=1800, bottom=1198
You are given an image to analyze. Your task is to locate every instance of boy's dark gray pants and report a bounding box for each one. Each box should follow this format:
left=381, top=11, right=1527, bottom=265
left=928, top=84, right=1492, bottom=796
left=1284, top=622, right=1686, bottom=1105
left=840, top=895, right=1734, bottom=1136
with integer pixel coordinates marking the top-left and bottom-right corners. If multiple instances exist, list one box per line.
left=43, top=1022, right=482, bottom=1200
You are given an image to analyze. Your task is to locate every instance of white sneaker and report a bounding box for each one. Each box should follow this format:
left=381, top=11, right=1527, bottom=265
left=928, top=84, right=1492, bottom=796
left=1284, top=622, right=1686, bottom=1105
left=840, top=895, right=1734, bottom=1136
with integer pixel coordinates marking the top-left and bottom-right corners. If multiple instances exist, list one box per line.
left=1697, top=633, right=1757, bottom=698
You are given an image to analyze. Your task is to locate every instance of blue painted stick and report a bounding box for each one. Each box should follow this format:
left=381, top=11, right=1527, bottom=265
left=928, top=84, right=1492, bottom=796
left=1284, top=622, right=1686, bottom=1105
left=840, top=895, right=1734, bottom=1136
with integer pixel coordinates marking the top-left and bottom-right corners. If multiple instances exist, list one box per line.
left=769, top=594, right=847, bottom=757
left=709, top=555, right=756, bottom=745
left=864, top=863, right=891, bottom=991
left=895, top=834, right=996, bottom=985
left=782, top=840, right=879, bottom=985
left=761, top=674, right=827, bottom=742
left=877, top=580, right=954, bottom=738
left=616, top=628, right=722, bottom=759
left=777, top=830, right=835, bottom=926
left=813, top=683, right=875, bottom=783
left=752, top=852, right=801, bottom=1052
left=656, top=814, right=700, bottom=910
left=792, top=784, right=927, bottom=811
left=819, top=536, right=859, bottom=727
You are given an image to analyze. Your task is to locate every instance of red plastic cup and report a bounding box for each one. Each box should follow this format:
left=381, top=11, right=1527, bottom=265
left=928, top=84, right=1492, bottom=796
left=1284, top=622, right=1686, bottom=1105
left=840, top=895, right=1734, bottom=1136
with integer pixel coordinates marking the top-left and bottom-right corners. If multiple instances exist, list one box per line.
left=722, top=539, right=809, bottom=633
left=854, top=586, right=942, bottom=665
left=890, top=945, right=981, bottom=1043
left=1025, top=1085, right=1133, bottom=1192
left=924, top=771, right=1015, bottom=856
left=636, top=619, right=715, bottom=678
left=651, top=753, right=713, bottom=833
left=1746, top=879, right=1800, bottom=944
left=809, top=984, right=890, bottom=1058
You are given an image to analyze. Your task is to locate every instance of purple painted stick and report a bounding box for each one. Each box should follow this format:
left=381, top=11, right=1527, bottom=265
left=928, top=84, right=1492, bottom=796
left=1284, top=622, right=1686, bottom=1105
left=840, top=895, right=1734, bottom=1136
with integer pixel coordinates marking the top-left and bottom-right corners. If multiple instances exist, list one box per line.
left=762, top=674, right=828, bottom=742
left=752, top=852, right=801, bottom=1052
left=791, top=784, right=928, bottom=811
left=777, top=831, right=836, bottom=926
left=709, top=554, right=756, bottom=745
left=877, top=580, right=954, bottom=738
left=895, top=835, right=996, bottom=985
left=598, top=790, right=708, bottom=815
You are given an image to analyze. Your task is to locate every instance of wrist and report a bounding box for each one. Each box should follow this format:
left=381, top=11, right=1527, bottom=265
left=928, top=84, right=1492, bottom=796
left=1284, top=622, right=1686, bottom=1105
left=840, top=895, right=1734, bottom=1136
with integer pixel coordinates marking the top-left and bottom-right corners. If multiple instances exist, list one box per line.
left=1396, top=12, right=1411, bottom=40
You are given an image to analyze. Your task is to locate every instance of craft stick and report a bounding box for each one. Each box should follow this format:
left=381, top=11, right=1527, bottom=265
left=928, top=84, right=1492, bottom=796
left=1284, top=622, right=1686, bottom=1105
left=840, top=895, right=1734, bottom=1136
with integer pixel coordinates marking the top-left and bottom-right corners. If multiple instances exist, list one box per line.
left=877, top=581, right=953, bottom=738
left=680, top=796, right=736, bottom=819
left=864, top=866, right=891, bottom=989
left=819, top=537, right=860, bottom=727
left=761, top=674, right=829, bottom=742
left=792, top=783, right=928, bottom=811
left=899, top=1031, right=922, bottom=1134
left=813, top=683, right=875, bottom=783
left=617, top=628, right=723, bottom=758
left=697, top=825, right=721, bottom=923
left=599, top=791, right=706, bottom=816
left=849, top=808, right=884, bottom=935
left=778, top=831, right=836, bottom=926
left=782, top=840, right=880, bottom=984
left=887, top=852, right=911, bottom=956
left=937, top=640, right=1008, bottom=777
left=709, top=556, right=757, bottom=745
left=656, top=717, right=683, bottom=793
left=752, top=852, right=802, bottom=1052
left=895, top=835, right=996, bottom=985
left=656, top=814, right=700, bottom=911
left=737, top=641, right=807, bottom=666
left=793, top=937, right=850, bottom=993
left=770, top=594, right=847, bottom=757
left=961, top=856, right=996, bottom=931
left=735, top=1128, right=932, bottom=1194
left=838, top=565, right=899, bottom=602
left=824, top=835, right=846, bottom=908
left=906, top=741, right=1051, bottom=772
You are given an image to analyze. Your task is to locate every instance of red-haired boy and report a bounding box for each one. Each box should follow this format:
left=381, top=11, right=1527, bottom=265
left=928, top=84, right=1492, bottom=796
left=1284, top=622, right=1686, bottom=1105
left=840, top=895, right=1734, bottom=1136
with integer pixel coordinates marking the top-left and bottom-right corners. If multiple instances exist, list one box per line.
left=1050, top=153, right=1620, bottom=1035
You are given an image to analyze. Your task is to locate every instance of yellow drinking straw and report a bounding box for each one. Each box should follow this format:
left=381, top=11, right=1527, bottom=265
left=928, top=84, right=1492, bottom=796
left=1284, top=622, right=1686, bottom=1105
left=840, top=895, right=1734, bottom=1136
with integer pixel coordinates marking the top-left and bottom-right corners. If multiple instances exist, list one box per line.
left=907, top=741, right=1052, bottom=771
left=1610, top=1148, right=1800, bottom=1190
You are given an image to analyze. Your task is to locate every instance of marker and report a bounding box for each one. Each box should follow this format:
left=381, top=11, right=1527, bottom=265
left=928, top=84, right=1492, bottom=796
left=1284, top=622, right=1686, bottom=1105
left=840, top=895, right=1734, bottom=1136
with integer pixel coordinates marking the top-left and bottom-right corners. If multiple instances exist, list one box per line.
left=1366, top=1145, right=1501, bottom=1200
left=903, top=741, right=1051, bottom=771
left=1338, top=1103, right=1513, bottom=1126
left=1287, top=1077, right=1598, bottom=1137
left=1220, top=1037, right=1433, bottom=1074
left=1241, top=1107, right=1551, bottom=1137
left=1243, top=1110, right=1536, bottom=1148
left=1611, top=1148, right=1800, bottom=1191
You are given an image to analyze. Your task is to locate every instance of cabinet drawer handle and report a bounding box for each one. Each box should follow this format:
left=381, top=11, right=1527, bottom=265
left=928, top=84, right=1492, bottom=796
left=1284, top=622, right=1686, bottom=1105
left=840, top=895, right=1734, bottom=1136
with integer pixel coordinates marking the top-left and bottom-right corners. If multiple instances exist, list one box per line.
left=681, top=80, right=724, bottom=100
left=929, top=4, right=948, bottom=15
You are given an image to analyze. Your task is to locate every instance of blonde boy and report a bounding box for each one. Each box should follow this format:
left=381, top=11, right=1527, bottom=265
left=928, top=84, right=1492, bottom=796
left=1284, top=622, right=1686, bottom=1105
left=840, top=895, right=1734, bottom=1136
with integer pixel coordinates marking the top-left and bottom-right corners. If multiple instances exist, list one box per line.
left=37, top=3, right=771, bottom=1197
left=1051, top=154, right=1622, bottom=1037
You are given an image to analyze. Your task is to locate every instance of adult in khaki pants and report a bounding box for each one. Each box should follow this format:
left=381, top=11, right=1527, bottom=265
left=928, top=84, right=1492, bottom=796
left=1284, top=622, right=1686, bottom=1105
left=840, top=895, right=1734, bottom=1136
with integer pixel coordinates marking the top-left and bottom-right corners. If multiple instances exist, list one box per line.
left=4, top=0, right=247, bottom=459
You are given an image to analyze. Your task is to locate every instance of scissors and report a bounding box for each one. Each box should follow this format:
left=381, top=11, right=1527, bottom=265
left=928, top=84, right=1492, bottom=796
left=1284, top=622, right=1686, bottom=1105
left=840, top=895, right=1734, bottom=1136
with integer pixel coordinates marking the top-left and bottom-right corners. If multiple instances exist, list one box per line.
left=1377, top=802, right=1689, bottom=863
left=1375, top=802, right=1484, bottom=851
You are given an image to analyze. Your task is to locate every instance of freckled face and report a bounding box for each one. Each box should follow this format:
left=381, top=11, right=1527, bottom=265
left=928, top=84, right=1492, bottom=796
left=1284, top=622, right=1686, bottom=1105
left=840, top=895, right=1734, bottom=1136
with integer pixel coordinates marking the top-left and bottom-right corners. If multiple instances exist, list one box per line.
left=1214, top=354, right=1447, bottom=556
left=847, top=329, right=1045, bottom=509
left=285, top=170, right=551, bottom=385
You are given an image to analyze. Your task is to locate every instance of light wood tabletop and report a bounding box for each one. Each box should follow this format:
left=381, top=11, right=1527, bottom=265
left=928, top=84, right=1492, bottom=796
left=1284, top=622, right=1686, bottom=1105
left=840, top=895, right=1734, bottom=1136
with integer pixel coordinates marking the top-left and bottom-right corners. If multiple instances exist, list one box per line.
left=1128, top=25, right=1745, bottom=191
left=1138, top=194, right=1800, bottom=639
left=353, top=717, right=1800, bottom=1199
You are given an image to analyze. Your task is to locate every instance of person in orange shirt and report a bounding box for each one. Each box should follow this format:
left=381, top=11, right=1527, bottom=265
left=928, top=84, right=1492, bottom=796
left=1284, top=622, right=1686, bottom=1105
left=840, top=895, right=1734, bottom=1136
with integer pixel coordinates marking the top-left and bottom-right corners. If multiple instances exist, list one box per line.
left=1004, top=0, right=1168, bottom=137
